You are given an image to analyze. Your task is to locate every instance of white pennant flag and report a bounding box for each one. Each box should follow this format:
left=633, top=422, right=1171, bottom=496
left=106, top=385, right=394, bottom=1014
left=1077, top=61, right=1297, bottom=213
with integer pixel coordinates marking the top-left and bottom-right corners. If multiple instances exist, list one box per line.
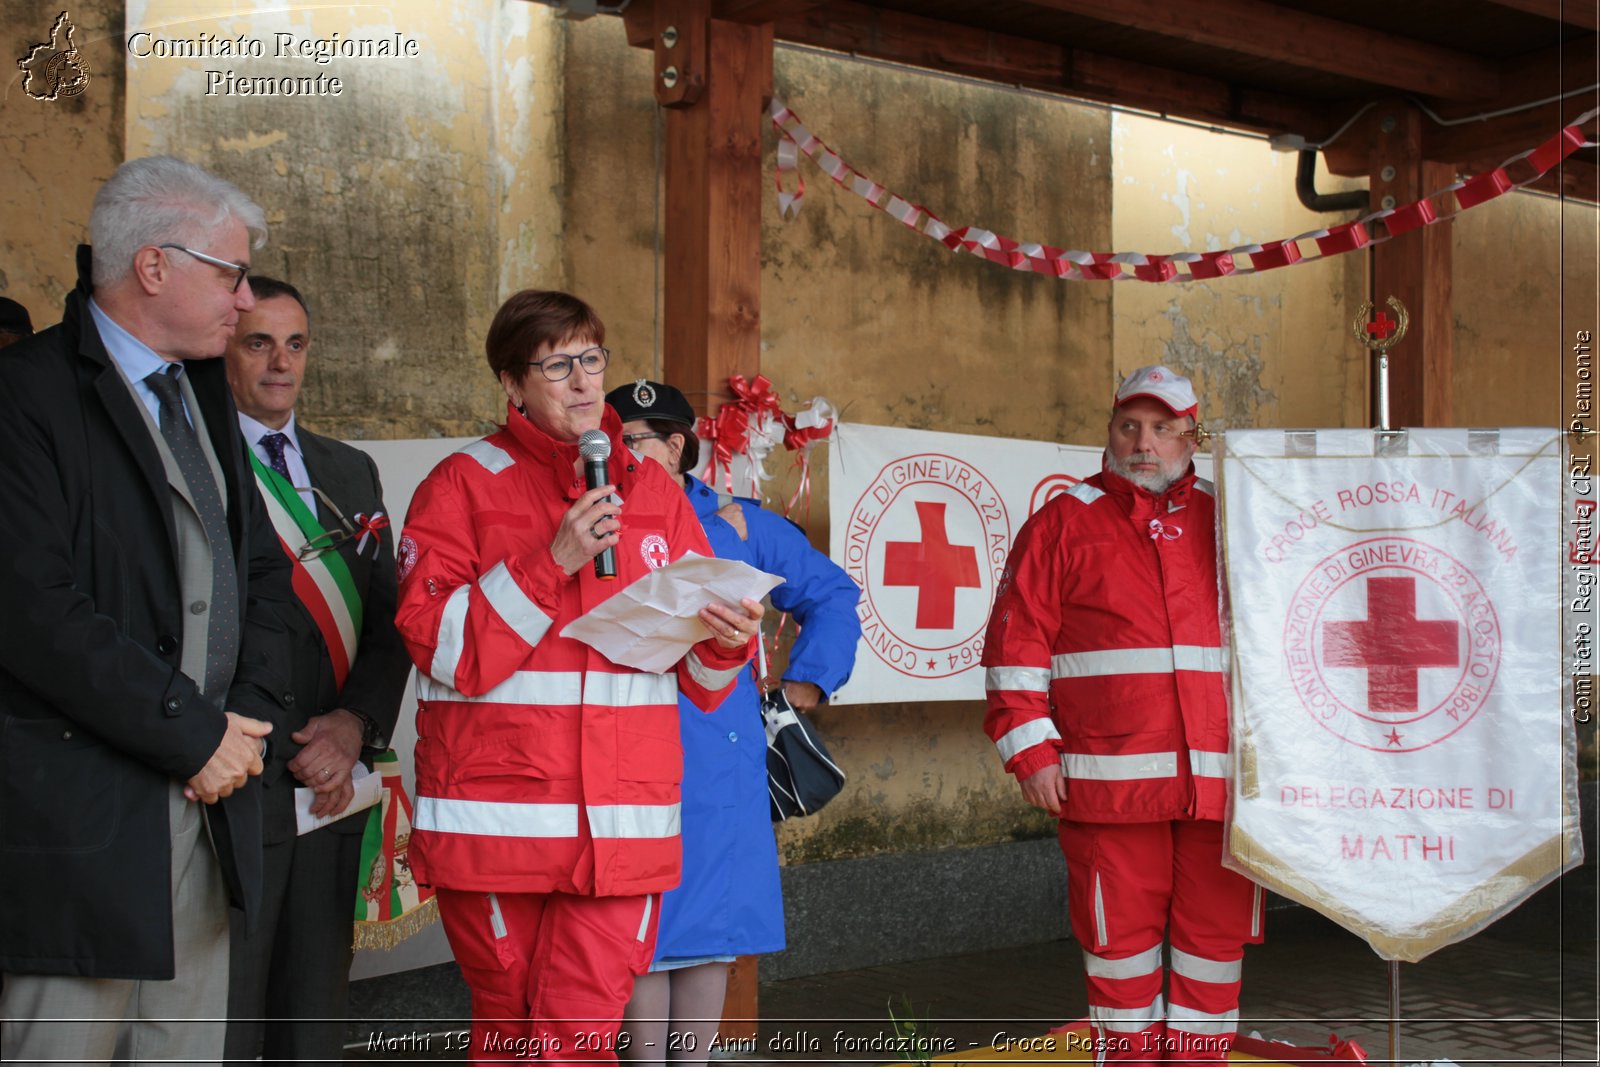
left=1219, top=428, right=1583, bottom=961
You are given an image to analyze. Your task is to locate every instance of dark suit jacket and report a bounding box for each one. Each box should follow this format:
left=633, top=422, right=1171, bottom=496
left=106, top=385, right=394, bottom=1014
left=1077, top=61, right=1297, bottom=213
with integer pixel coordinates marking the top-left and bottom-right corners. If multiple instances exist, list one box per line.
left=255, top=426, right=410, bottom=844
left=0, top=253, right=294, bottom=980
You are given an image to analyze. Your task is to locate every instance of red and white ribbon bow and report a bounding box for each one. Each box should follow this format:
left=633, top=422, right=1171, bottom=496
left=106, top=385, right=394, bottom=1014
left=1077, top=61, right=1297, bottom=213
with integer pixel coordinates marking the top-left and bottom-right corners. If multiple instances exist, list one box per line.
left=353, top=511, right=388, bottom=556
left=1148, top=517, right=1183, bottom=541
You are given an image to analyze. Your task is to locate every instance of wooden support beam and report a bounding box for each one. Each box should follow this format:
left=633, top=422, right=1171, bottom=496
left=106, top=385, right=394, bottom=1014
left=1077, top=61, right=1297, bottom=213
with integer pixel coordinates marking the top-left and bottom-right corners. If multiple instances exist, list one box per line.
left=621, top=0, right=656, bottom=48
left=1368, top=104, right=1456, bottom=428
left=764, top=0, right=1332, bottom=139
left=1459, top=154, right=1600, bottom=201
left=661, top=12, right=771, bottom=413
left=1424, top=33, right=1599, bottom=163
left=1426, top=104, right=1597, bottom=177
left=1023, top=0, right=1501, bottom=101
left=655, top=0, right=710, bottom=107
left=720, top=954, right=761, bottom=1045
left=1520, top=156, right=1597, bottom=200
left=1479, top=0, right=1600, bottom=31
left=714, top=0, right=823, bottom=20
left=654, top=8, right=773, bottom=1037
left=1321, top=77, right=1599, bottom=208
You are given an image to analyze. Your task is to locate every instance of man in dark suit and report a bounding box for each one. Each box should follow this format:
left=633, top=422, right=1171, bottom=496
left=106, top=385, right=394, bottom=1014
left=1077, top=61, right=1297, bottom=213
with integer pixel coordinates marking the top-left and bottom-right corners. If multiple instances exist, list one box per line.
left=0, top=157, right=293, bottom=1063
left=221, top=277, right=410, bottom=1065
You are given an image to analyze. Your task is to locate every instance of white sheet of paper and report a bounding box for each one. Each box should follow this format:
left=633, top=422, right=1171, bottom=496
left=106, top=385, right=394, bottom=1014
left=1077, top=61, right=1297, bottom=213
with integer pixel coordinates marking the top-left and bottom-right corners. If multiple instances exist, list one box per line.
left=294, top=759, right=383, bottom=836
left=559, top=552, right=783, bottom=673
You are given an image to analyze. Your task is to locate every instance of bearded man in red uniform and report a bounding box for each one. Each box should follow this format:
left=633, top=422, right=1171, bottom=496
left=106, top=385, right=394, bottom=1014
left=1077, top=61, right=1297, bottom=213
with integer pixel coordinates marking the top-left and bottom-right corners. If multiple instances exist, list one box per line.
left=983, top=365, right=1264, bottom=1064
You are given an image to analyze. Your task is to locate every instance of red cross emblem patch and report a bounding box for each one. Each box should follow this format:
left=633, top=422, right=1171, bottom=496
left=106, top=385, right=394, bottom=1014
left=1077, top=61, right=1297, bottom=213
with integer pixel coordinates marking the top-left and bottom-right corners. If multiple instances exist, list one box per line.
left=640, top=533, right=670, bottom=570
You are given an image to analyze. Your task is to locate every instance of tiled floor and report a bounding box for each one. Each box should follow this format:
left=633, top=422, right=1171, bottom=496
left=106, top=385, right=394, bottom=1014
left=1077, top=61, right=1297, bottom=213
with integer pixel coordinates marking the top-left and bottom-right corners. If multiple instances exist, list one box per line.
left=346, top=908, right=1596, bottom=1064
left=752, top=909, right=1597, bottom=1065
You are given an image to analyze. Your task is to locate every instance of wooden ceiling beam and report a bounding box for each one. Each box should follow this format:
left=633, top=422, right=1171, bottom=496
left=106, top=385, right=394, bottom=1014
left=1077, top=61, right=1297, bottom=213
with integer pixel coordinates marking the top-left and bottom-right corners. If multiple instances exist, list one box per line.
left=1463, top=155, right=1598, bottom=201
left=1478, top=0, right=1600, bottom=31
left=1434, top=32, right=1598, bottom=117
left=621, top=0, right=656, bottom=47
left=1021, top=0, right=1502, bottom=101
left=712, top=0, right=824, bottom=20
left=762, top=0, right=1333, bottom=138
left=1426, top=102, right=1597, bottom=171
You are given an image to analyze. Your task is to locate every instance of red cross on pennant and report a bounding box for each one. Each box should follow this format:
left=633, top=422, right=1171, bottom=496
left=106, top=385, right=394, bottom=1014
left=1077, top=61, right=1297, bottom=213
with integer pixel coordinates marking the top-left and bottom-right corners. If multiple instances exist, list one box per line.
left=1322, top=576, right=1460, bottom=713
left=882, top=500, right=981, bottom=629
left=1366, top=311, right=1397, bottom=340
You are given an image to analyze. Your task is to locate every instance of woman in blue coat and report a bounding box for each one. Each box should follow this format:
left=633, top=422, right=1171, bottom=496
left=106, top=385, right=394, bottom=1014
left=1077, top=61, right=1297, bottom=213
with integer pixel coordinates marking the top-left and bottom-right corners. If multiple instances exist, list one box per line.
left=608, top=380, right=860, bottom=1065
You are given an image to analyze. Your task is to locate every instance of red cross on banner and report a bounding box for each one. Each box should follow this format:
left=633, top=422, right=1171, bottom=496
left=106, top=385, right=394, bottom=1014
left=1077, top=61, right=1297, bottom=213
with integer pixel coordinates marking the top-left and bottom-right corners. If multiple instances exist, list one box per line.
left=1322, top=575, right=1460, bottom=713
left=882, top=500, right=981, bottom=629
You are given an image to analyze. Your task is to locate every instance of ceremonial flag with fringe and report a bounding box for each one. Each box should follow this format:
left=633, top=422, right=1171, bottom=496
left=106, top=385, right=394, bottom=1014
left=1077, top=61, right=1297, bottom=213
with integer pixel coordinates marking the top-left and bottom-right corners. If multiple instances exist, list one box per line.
left=1218, top=428, right=1583, bottom=961
left=354, top=750, right=438, bottom=950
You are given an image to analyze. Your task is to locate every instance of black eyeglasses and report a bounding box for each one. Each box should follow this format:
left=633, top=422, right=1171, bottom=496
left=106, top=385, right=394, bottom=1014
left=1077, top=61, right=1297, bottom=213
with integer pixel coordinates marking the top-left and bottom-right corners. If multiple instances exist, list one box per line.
left=159, top=244, right=250, bottom=293
left=526, top=346, right=609, bottom=382
left=293, top=485, right=356, bottom=561
left=622, top=432, right=669, bottom=449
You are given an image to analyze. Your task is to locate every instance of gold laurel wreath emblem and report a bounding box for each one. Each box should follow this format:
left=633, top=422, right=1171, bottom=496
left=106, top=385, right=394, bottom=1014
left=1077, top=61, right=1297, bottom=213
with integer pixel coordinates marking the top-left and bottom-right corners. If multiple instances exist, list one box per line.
left=1352, top=296, right=1410, bottom=354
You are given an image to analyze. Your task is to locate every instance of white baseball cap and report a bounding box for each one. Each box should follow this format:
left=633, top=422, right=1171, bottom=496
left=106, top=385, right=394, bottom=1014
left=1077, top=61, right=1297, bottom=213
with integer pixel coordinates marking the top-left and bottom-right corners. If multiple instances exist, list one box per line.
left=1114, top=365, right=1198, bottom=419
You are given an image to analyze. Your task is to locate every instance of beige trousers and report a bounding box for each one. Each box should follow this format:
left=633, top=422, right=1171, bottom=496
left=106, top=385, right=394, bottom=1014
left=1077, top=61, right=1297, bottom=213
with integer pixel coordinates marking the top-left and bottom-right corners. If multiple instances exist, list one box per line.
left=0, top=782, right=231, bottom=1065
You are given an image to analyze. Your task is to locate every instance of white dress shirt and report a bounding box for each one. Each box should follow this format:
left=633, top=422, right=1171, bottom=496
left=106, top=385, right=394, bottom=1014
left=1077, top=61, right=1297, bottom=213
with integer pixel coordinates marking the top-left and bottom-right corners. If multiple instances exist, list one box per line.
left=238, top=411, right=316, bottom=513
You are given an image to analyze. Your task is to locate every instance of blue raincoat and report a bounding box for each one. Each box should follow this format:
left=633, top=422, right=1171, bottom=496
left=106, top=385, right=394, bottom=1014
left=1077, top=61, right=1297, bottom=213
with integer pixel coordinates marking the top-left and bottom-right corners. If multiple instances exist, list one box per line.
left=653, top=474, right=861, bottom=962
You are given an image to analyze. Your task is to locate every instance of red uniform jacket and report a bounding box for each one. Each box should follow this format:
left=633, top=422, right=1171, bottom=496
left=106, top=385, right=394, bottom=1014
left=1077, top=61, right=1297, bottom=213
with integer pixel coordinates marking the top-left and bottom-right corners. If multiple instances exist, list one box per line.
left=982, top=466, right=1229, bottom=823
left=395, top=405, right=750, bottom=896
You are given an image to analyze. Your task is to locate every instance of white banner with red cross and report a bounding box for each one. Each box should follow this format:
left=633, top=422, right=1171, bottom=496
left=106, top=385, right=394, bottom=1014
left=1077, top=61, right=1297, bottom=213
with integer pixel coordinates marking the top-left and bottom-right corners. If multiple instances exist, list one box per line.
left=827, top=421, right=1211, bottom=705
left=1218, top=427, right=1584, bottom=961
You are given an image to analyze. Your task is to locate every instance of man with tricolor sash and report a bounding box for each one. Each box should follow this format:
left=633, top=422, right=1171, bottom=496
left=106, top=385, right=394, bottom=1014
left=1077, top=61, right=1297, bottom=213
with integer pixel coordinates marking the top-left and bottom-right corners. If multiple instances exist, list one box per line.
left=983, top=366, right=1263, bottom=1063
left=221, top=277, right=412, bottom=1066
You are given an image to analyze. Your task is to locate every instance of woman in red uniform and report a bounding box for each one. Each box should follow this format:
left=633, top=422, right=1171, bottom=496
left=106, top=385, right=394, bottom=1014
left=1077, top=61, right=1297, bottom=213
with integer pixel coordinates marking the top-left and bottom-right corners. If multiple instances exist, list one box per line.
left=393, top=290, right=761, bottom=1064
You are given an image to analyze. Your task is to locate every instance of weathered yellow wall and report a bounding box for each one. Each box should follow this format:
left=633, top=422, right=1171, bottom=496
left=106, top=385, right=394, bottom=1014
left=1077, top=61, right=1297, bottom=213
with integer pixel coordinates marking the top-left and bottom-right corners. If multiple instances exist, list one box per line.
left=116, top=0, right=562, bottom=439
left=1454, top=191, right=1599, bottom=428
left=1111, top=114, right=1370, bottom=434
left=1, top=0, right=125, bottom=325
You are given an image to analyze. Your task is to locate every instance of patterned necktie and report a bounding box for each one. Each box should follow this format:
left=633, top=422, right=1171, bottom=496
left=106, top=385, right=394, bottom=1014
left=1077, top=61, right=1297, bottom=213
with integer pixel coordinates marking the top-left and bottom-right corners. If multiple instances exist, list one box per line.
left=145, top=365, right=239, bottom=704
left=261, top=431, right=292, bottom=480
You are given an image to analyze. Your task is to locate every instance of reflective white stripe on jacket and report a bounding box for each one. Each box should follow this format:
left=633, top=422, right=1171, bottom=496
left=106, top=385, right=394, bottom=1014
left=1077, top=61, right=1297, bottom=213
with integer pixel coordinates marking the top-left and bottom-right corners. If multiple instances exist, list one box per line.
left=395, top=407, right=752, bottom=896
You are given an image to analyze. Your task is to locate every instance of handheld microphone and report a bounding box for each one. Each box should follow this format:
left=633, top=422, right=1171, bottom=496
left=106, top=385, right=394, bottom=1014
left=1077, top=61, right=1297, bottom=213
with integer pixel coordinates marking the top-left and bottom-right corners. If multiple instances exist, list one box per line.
left=578, top=429, right=617, bottom=580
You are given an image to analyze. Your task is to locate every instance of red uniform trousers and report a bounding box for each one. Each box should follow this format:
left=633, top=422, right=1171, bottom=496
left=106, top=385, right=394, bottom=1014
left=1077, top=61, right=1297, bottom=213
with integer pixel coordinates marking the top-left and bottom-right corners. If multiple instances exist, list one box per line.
left=1060, top=819, right=1264, bottom=1064
left=437, top=889, right=660, bottom=1065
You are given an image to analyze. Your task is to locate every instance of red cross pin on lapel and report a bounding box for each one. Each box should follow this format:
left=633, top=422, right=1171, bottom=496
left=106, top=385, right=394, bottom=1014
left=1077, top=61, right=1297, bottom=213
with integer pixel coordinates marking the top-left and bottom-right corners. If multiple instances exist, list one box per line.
left=1352, top=296, right=1410, bottom=355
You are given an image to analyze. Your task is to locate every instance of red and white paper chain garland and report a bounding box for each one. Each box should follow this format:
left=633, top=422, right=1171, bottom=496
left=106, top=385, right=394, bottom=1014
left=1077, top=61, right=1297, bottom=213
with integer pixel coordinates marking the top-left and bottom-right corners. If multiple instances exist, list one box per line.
left=771, top=98, right=1598, bottom=283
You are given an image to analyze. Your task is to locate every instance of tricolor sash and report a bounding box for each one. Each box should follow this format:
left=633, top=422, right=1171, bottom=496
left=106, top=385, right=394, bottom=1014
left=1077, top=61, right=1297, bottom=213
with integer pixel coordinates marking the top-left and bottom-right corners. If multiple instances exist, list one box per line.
left=353, top=750, right=438, bottom=949
left=250, top=452, right=363, bottom=687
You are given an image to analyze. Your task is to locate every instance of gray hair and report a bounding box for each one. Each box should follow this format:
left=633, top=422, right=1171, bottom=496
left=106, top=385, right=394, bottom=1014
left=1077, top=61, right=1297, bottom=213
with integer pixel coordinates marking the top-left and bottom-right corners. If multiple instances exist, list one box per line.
left=89, top=156, right=267, bottom=288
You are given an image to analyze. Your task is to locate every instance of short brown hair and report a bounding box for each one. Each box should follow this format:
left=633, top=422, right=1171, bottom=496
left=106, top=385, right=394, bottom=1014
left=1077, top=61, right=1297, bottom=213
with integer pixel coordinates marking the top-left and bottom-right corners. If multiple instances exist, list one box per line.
left=642, top=417, right=700, bottom=475
left=485, top=290, right=606, bottom=380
